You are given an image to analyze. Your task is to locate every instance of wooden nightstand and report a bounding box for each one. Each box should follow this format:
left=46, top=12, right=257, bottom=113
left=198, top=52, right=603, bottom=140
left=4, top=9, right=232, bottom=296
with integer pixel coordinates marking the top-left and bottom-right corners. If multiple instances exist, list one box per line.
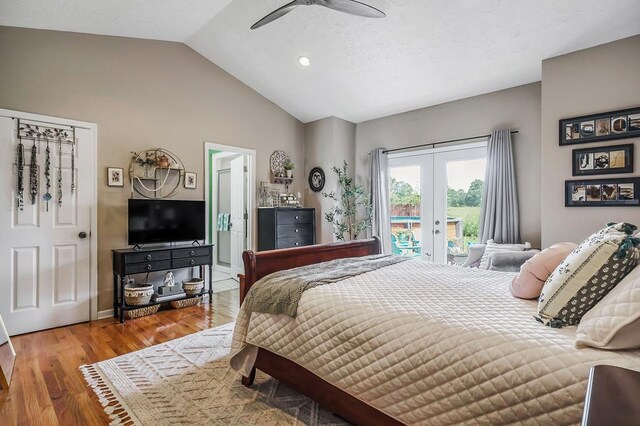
left=582, top=365, right=640, bottom=426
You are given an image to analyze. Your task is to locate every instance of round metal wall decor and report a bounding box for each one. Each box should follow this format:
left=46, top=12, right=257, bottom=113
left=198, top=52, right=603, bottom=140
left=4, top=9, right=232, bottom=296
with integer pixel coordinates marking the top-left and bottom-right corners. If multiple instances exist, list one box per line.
left=128, top=148, right=185, bottom=199
left=270, top=150, right=288, bottom=178
left=308, top=167, right=325, bottom=192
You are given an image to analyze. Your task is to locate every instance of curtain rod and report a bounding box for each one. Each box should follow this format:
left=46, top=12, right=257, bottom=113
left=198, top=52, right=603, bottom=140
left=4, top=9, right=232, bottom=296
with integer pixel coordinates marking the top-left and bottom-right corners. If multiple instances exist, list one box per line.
left=381, top=130, right=519, bottom=154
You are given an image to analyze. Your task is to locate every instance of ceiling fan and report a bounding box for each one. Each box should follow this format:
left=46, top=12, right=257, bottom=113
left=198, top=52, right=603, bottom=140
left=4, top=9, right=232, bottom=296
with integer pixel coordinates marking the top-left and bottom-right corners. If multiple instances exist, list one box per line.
left=251, top=0, right=386, bottom=30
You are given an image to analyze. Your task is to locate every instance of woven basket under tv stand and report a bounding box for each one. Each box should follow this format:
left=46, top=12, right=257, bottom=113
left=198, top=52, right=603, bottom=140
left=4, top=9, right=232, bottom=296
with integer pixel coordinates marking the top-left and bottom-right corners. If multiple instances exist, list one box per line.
left=112, top=244, right=213, bottom=323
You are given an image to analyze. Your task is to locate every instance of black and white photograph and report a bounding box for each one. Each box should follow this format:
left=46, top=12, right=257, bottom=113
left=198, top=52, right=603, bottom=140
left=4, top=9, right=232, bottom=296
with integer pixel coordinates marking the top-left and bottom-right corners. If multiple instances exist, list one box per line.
left=611, top=116, right=627, bottom=133
left=559, top=107, right=640, bottom=145
left=586, top=185, right=601, bottom=202
left=602, top=184, right=618, bottom=201
left=566, top=178, right=640, bottom=207
left=580, top=120, right=594, bottom=138
left=619, top=183, right=635, bottom=200
left=595, top=118, right=610, bottom=136
left=578, top=153, right=593, bottom=170
left=571, top=184, right=586, bottom=202
left=629, top=113, right=640, bottom=132
left=572, top=144, right=633, bottom=176
left=593, top=152, right=609, bottom=169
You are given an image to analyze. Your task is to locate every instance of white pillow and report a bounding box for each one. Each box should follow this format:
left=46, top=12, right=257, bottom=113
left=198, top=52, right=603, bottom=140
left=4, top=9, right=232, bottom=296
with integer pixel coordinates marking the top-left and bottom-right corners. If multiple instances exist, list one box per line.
left=479, top=239, right=529, bottom=269
left=576, top=265, right=640, bottom=350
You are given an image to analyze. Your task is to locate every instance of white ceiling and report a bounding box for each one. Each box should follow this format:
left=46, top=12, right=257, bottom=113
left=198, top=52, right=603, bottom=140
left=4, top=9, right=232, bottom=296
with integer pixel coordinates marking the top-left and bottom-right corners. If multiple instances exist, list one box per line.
left=2, top=1, right=640, bottom=123
left=0, top=0, right=232, bottom=41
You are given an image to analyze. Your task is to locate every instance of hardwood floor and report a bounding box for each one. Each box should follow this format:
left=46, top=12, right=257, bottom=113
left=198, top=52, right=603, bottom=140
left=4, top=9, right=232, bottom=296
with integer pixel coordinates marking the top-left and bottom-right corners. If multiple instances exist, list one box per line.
left=0, top=290, right=239, bottom=426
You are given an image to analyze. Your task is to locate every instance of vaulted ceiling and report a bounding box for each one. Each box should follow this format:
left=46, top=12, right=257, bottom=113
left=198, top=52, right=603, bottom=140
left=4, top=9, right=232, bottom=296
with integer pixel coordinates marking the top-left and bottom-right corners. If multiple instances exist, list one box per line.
left=2, top=0, right=640, bottom=123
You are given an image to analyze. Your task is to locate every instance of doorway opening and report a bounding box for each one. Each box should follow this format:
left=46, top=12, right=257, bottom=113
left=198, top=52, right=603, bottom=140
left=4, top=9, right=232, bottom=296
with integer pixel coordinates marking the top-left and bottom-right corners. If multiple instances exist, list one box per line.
left=204, top=143, right=255, bottom=291
left=388, top=141, right=486, bottom=264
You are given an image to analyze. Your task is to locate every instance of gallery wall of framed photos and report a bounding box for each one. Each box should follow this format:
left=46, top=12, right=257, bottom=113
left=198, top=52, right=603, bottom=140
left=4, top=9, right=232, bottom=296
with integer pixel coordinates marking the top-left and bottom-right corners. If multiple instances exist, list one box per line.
left=561, top=106, right=640, bottom=207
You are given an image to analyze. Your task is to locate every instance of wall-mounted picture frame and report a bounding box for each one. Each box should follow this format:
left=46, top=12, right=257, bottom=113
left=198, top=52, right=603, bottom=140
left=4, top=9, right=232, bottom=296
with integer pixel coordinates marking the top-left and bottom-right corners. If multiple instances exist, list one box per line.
left=184, top=172, right=197, bottom=189
left=107, top=167, right=124, bottom=187
left=559, top=106, right=640, bottom=146
left=572, top=144, right=634, bottom=176
left=565, top=177, right=640, bottom=207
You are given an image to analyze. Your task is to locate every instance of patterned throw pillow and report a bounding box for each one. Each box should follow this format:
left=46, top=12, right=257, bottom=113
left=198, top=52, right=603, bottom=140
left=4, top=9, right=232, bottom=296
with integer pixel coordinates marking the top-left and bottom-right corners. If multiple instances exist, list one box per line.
left=536, top=222, right=640, bottom=328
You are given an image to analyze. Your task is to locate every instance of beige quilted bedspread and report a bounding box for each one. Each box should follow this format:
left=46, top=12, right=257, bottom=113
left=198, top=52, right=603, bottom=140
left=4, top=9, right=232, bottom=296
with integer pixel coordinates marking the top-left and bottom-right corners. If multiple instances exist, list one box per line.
left=231, top=260, right=640, bottom=425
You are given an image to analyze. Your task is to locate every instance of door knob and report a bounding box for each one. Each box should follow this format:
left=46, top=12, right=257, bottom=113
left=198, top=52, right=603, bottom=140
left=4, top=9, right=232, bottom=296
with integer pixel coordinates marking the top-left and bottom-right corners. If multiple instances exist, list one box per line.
left=78, top=231, right=88, bottom=239
left=435, top=230, right=441, bottom=235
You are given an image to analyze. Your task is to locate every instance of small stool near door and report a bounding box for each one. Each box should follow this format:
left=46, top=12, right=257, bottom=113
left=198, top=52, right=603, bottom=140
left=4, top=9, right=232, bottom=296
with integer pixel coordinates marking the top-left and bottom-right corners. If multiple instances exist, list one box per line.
left=0, top=314, right=16, bottom=390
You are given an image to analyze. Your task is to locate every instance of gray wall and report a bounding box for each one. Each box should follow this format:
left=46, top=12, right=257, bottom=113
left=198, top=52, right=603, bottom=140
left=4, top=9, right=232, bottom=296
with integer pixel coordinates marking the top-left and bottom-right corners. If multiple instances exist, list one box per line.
left=354, top=83, right=542, bottom=247
left=304, top=117, right=356, bottom=243
left=541, top=35, right=640, bottom=246
left=0, top=26, right=304, bottom=311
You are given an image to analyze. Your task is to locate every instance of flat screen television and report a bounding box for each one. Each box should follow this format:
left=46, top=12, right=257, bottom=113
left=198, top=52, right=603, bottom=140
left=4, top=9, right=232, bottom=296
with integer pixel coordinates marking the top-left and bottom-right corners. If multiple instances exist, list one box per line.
left=128, top=199, right=206, bottom=245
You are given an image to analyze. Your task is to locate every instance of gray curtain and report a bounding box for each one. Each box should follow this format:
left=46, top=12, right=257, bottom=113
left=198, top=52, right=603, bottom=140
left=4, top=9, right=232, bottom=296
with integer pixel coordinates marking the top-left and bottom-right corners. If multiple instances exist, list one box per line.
left=369, top=148, right=392, bottom=254
left=478, top=129, right=520, bottom=244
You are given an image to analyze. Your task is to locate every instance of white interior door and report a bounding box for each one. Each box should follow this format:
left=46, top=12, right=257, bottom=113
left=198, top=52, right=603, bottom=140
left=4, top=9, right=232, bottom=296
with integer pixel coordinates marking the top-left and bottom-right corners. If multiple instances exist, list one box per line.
left=229, top=155, right=245, bottom=278
left=389, top=143, right=486, bottom=264
left=0, top=115, right=94, bottom=335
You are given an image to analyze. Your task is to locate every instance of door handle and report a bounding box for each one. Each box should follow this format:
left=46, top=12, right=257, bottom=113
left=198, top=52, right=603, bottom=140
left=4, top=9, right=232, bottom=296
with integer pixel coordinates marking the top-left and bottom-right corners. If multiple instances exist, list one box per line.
left=78, top=231, right=88, bottom=239
left=435, top=230, right=441, bottom=235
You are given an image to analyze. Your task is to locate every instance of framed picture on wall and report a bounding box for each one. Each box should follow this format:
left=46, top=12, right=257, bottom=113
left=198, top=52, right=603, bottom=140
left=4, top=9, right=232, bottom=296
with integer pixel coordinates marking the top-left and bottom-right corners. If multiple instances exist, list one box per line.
left=565, top=177, right=640, bottom=207
left=559, top=106, right=640, bottom=146
left=184, top=172, right=197, bottom=189
left=107, top=167, right=124, bottom=187
left=572, top=144, right=634, bottom=176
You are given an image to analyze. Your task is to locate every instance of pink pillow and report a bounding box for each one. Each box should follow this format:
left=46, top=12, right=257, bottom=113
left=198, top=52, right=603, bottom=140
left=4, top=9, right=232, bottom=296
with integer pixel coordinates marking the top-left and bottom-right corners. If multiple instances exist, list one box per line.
left=510, top=242, right=577, bottom=299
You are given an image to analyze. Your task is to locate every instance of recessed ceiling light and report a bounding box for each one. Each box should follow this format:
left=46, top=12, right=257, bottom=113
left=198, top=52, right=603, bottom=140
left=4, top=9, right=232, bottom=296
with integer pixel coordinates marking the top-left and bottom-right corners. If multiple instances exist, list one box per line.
left=297, top=56, right=311, bottom=67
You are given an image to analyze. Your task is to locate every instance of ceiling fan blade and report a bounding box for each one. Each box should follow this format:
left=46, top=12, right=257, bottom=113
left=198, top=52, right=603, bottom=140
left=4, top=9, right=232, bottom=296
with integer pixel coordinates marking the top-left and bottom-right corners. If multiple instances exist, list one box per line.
left=250, top=0, right=302, bottom=30
left=321, top=0, right=386, bottom=18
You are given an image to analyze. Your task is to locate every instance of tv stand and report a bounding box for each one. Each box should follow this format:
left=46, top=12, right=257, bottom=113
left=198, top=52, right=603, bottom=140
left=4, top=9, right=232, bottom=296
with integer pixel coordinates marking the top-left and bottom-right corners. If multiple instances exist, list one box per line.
left=112, top=244, right=214, bottom=323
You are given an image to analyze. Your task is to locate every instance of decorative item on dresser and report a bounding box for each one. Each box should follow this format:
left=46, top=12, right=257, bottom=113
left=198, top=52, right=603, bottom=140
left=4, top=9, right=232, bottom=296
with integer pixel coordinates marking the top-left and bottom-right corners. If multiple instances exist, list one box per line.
left=258, top=208, right=316, bottom=251
left=111, top=244, right=213, bottom=323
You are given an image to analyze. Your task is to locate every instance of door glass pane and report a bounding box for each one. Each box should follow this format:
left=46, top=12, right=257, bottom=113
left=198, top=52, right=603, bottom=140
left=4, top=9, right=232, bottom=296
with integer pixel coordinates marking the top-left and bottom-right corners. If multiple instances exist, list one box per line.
left=389, top=166, right=422, bottom=257
left=446, top=158, right=485, bottom=264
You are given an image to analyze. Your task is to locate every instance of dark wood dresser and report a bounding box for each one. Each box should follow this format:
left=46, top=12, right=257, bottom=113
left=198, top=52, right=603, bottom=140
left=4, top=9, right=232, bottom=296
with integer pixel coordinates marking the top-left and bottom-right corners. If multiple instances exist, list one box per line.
left=258, top=208, right=316, bottom=251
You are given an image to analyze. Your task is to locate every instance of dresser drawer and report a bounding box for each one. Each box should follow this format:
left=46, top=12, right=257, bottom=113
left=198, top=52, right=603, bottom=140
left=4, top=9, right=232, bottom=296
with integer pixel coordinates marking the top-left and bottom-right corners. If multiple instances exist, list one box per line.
left=276, top=237, right=314, bottom=249
left=124, top=260, right=171, bottom=274
left=277, top=224, right=313, bottom=239
left=173, top=256, right=211, bottom=268
left=124, top=250, right=171, bottom=264
left=173, top=247, right=211, bottom=259
left=276, top=209, right=314, bottom=225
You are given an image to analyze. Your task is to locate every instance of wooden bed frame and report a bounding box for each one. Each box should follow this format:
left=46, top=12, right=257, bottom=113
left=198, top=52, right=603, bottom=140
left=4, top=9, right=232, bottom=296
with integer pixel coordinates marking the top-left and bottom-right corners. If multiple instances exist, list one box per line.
left=238, top=237, right=403, bottom=426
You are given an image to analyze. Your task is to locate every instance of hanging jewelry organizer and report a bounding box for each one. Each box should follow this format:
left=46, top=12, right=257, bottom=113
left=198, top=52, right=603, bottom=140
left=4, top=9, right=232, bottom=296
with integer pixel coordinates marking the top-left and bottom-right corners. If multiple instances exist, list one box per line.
left=14, top=119, right=75, bottom=211
left=128, top=148, right=185, bottom=199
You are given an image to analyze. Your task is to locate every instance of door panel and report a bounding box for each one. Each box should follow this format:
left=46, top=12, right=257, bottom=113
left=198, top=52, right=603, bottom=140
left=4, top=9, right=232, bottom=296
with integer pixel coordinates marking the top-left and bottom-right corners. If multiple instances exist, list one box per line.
left=229, top=156, right=245, bottom=277
left=1, top=116, right=93, bottom=335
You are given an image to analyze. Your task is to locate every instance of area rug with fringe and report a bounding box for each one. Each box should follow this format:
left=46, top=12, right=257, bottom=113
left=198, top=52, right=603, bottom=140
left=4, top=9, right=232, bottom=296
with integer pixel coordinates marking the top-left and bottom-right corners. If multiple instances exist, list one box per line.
left=80, top=322, right=348, bottom=425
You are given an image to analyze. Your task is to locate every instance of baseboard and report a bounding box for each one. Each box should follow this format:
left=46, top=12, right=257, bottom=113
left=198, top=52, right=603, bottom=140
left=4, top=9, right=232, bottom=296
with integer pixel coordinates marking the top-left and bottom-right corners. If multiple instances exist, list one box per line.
left=97, top=309, right=114, bottom=320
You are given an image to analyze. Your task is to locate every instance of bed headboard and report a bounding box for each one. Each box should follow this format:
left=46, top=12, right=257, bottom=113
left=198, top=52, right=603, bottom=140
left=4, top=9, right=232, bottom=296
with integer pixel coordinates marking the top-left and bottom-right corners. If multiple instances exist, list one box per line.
left=239, top=237, right=382, bottom=303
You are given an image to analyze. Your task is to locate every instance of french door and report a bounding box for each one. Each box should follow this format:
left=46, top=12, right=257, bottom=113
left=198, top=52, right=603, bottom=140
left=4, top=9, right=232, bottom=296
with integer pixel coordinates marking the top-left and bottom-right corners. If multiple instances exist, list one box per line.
left=389, top=143, right=486, bottom=263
